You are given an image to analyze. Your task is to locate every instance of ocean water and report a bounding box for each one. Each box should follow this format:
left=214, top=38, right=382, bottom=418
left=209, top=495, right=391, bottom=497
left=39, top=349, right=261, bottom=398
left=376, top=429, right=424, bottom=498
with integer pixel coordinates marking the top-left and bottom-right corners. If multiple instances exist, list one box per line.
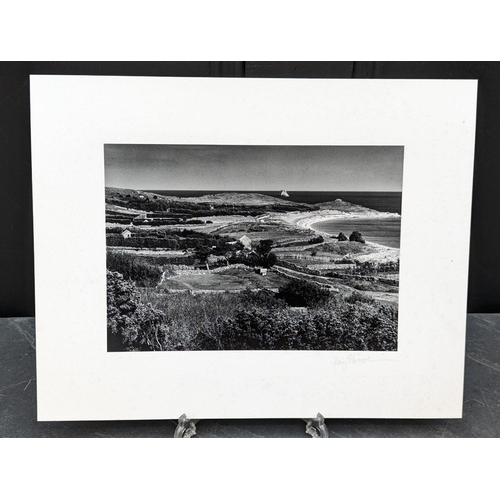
left=148, top=190, right=402, bottom=248
left=150, top=191, right=403, bottom=214
left=312, top=217, right=401, bottom=249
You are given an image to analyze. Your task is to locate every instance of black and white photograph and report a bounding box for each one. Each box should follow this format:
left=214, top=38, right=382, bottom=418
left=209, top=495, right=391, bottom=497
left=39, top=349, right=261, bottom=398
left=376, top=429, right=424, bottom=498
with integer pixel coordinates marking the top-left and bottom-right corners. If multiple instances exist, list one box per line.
left=105, top=145, right=403, bottom=352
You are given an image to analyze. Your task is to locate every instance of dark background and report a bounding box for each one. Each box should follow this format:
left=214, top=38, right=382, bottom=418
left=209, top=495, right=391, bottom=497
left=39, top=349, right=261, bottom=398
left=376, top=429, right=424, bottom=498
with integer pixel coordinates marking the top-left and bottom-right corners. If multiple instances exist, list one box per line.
left=0, top=61, right=497, bottom=317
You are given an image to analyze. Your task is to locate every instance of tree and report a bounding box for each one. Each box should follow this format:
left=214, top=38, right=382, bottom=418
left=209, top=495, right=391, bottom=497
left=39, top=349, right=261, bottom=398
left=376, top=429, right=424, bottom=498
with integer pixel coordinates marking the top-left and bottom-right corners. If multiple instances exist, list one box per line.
left=107, top=252, right=163, bottom=287
left=338, top=232, right=348, bottom=241
left=255, top=239, right=277, bottom=268
left=256, top=239, right=274, bottom=257
left=194, top=246, right=212, bottom=263
left=349, top=231, right=365, bottom=243
left=265, top=252, right=277, bottom=268
left=107, top=271, right=168, bottom=351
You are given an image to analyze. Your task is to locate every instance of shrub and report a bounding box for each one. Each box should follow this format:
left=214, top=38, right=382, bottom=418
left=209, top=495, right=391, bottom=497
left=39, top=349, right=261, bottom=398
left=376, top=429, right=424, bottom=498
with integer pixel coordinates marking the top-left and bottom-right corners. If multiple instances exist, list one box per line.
left=107, top=252, right=163, bottom=287
left=349, top=231, right=365, bottom=243
left=277, top=278, right=330, bottom=308
left=308, top=235, right=324, bottom=244
left=107, top=271, right=169, bottom=351
left=337, top=232, right=348, bottom=241
left=344, top=291, right=375, bottom=304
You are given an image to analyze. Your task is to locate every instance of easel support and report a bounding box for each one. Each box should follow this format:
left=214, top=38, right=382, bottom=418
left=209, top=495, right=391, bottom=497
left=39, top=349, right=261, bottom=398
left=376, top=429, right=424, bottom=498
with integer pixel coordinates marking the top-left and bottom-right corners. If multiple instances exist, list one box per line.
left=303, top=413, right=329, bottom=438
left=173, top=413, right=330, bottom=438
left=174, top=414, right=199, bottom=438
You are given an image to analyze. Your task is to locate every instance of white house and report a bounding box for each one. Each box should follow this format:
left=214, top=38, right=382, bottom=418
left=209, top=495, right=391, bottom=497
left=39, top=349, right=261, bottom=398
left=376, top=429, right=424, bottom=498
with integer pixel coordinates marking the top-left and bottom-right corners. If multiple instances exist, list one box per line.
left=238, top=235, right=252, bottom=250
left=121, top=229, right=132, bottom=239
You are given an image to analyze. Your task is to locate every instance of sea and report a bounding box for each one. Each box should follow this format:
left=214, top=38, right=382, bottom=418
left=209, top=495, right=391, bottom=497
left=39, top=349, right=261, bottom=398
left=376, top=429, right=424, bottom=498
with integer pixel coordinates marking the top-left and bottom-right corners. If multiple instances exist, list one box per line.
left=149, top=190, right=402, bottom=249
left=312, top=218, right=401, bottom=248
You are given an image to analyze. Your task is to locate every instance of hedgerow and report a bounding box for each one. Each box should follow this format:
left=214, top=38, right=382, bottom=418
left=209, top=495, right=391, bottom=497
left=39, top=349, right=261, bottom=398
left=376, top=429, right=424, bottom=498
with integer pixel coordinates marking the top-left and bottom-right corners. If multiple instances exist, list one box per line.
left=107, top=252, right=163, bottom=287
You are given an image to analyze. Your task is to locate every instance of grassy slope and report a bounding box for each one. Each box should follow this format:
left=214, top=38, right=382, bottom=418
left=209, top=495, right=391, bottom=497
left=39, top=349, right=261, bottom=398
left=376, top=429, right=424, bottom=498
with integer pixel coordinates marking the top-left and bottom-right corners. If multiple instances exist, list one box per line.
left=105, top=186, right=309, bottom=208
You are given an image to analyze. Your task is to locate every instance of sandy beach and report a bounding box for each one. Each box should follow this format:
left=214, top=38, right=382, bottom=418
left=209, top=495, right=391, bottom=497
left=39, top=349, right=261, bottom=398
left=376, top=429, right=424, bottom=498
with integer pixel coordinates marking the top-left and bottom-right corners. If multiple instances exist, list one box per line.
left=273, top=208, right=401, bottom=264
left=276, top=208, right=400, bottom=232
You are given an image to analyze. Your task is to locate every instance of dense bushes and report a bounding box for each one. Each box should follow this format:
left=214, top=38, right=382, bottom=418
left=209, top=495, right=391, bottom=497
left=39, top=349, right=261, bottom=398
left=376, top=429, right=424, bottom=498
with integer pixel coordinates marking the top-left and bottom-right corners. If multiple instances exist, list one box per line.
left=277, top=279, right=330, bottom=307
left=107, top=271, right=169, bottom=350
left=328, top=260, right=400, bottom=276
left=356, top=260, right=399, bottom=273
left=106, top=229, right=234, bottom=257
left=107, top=235, right=180, bottom=249
left=108, top=276, right=398, bottom=351
left=239, top=289, right=287, bottom=309
left=107, top=252, right=163, bottom=287
left=106, top=227, right=204, bottom=238
left=196, top=299, right=397, bottom=351
left=107, top=271, right=398, bottom=352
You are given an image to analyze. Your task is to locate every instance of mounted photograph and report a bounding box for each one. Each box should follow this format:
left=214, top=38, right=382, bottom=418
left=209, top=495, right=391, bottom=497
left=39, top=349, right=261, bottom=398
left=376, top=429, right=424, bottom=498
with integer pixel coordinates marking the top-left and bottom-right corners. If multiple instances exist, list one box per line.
left=105, top=144, right=403, bottom=352
left=31, top=76, right=477, bottom=420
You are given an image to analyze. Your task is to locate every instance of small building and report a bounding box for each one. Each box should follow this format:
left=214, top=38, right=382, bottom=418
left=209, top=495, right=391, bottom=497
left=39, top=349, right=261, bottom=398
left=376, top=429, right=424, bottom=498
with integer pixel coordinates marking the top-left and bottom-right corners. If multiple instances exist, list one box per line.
left=257, top=267, right=268, bottom=276
left=133, top=213, right=150, bottom=224
left=239, top=235, right=252, bottom=250
left=121, top=229, right=132, bottom=239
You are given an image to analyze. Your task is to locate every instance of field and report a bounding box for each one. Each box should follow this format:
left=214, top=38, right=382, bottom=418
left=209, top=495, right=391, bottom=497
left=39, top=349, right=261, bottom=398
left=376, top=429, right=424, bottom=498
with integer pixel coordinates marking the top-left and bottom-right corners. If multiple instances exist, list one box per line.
left=159, top=266, right=289, bottom=292
left=105, top=187, right=400, bottom=352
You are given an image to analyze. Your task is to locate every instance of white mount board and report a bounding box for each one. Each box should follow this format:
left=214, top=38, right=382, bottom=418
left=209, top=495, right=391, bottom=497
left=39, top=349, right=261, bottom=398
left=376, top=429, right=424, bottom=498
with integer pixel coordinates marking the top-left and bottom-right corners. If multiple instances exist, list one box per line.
left=30, top=76, right=477, bottom=420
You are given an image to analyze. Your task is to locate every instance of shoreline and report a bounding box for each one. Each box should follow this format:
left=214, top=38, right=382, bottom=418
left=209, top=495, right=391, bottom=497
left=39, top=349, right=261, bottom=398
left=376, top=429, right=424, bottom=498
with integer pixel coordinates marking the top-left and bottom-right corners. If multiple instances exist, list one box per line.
left=283, top=209, right=400, bottom=231
left=276, top=209, right=401, bottom=264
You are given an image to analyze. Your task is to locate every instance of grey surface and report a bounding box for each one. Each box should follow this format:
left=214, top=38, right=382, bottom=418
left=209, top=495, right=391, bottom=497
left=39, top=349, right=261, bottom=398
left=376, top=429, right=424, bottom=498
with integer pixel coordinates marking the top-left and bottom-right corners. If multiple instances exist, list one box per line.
left=1, top=315, right=499, bottom=438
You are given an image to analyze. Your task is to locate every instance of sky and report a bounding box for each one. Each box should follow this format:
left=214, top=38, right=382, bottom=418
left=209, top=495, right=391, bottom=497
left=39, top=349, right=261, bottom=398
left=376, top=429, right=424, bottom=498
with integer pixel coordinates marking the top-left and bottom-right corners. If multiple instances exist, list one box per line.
left=104, top=144, right=404, bottom=192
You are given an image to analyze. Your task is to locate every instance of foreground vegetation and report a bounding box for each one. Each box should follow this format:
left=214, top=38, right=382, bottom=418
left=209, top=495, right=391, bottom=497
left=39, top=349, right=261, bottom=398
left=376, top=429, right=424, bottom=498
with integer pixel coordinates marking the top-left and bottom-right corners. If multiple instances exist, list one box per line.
left=107, top=271, right=397, bottom=352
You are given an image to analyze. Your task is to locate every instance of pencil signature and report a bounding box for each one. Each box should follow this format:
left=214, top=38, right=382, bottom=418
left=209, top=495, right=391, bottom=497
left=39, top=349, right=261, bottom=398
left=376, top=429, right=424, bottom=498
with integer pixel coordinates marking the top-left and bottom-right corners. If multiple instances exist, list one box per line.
left=332, top=354, right=369, bottom=371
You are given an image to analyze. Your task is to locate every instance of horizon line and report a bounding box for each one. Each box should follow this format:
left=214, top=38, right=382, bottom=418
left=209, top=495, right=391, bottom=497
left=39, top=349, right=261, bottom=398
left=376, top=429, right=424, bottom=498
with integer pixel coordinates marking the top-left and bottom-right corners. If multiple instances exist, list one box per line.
left=106, top=186, right=402, bottom=193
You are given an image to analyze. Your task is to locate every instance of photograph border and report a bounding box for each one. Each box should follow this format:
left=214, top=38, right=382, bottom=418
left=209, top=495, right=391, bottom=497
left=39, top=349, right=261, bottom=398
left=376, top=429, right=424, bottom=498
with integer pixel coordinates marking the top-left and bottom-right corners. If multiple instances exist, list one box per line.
left=30, top=76, right=477, bottom=420
left=104, top=143, right=404, bottom=353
